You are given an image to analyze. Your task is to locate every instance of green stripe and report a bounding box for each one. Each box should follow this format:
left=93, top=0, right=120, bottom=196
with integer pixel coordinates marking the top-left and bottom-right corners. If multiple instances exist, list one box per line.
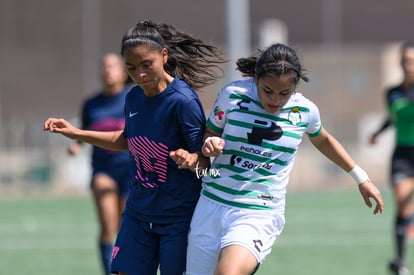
left=206, top=119, right=223, bottom=134
left=283, top=131, right=302, bottom=140
left=227, top=108, right=284, bottom=122
left=223, top=134, right=247, bottom=144
left=204, top=180, right=262, bottom=196
left=215, top=163, right=247, bottom=174
left=229, top=93, right=262, bottom=107
left=296, top=122, right=309, bottom=127
left=230, top=174, right=272, bottom=184
left=202, top=190, right=272, bottom=210
left=308, top=126, right=322, bottom=137
left=252, top=167, right=274, bottom=176
left=223, top=134, right=297, bottom=154
left=226, top=175, right=287, bottom=193
left=261, top=141, right=296, bottom=154
left=227, top=119, right=257, bottom=129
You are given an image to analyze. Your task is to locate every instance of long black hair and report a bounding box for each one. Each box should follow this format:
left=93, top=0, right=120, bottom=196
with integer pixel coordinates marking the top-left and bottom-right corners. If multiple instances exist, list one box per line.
left=121, top=20, right=226, bottom=90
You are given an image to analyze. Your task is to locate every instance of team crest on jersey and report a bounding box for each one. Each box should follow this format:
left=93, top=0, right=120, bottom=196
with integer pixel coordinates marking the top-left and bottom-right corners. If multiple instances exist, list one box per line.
left=214, top=106, right=225, bottom=120
left=288, top=107, right=302, bottom=125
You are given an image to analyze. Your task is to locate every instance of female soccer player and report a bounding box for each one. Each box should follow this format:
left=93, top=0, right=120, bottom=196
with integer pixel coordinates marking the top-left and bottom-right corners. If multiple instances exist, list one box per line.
left=67, top=53, right=131, bottom=275
left=44, top=20, right=225, bottom=275
left=185, top=43, right=384, bottom=275
left=369, top=41, right=414, bottom=275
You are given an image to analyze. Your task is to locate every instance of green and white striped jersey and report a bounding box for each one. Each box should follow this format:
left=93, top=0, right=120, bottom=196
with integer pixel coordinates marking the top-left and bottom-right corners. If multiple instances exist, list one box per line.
left=202, top=78, right=322, bottom=211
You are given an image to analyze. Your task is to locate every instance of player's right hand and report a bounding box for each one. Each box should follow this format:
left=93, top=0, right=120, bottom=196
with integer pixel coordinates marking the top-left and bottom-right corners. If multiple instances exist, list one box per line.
left=43, top=118, right=78, bottom=139
left=202, top=136, right=225, bottom=157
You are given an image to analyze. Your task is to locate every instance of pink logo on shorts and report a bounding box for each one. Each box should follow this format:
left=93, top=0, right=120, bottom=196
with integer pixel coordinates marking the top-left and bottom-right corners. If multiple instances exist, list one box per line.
left=112, top=246, right=120, bottom=259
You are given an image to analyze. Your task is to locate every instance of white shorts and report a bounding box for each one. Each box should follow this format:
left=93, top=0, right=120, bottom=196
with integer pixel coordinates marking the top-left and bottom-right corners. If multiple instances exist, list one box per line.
left=186, top=195, right=285, bottom=275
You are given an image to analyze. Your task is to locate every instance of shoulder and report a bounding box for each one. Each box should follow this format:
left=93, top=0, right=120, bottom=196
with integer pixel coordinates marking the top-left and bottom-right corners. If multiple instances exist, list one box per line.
left=289, top=92, right=319, bottom=111
left=125, top=85, right=144, bottom=100
left=222, top=78, right=255, bottom=94
left=215, top=78, right=256, bottom=103
left=287, top=93, right=322, bottom=133
left=387, top=84, right=402, bottom=92
left=169, top=78, right=200, bottom=102
left=83, top=92, right=103, bottom=108
left=120, top=85, right=133, bottom=97
left=386, top=85, right=404, bottom=101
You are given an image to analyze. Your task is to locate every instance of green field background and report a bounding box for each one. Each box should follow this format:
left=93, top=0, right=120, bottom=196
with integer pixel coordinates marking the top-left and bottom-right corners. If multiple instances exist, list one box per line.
left=0, top=190, right=411, bottom=275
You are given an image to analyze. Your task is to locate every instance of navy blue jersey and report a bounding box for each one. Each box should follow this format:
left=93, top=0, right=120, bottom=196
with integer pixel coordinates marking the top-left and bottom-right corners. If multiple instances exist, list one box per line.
left=82, top=86, right=131, bottom=171
left=123, top=78, right=205, bottom=223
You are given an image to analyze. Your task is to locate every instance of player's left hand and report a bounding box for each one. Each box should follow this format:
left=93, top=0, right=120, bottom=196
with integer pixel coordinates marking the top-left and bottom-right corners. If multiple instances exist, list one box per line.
left=358, top=180, right=384, bottom=215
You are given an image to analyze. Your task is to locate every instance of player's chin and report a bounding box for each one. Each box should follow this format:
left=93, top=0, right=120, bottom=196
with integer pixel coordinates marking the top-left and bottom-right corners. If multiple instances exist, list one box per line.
left=265, top=105, right=281, bottom=114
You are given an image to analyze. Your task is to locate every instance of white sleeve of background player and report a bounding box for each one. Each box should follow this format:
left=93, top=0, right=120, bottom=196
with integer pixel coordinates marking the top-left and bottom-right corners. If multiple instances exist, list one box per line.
left=206, top=87, right=232, bottom=134
left=306, top=100, right=322, bottom=136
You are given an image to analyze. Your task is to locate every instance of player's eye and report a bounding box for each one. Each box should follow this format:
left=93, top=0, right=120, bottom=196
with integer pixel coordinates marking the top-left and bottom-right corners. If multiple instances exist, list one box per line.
left=280, top=90, right=291, bottom=96
left=263, top=88, right=273, bottom=94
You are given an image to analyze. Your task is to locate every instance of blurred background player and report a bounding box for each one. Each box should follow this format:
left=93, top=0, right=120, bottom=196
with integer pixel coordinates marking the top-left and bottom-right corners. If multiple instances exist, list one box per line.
left=68, top=53, right=131, bottom=275
left=369, top=41, right=414, bottom=275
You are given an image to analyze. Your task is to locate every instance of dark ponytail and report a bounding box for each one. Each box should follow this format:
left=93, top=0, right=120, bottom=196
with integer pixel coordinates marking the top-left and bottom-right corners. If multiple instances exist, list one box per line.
left=121, top=20, right=227, bottom=90
left=236, top=43, right=308, bottom=84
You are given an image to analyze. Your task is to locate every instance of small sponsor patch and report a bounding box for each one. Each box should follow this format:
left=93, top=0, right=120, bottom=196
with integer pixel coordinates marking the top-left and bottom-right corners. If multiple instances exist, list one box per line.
left=214, top=106, right=224, bottom=120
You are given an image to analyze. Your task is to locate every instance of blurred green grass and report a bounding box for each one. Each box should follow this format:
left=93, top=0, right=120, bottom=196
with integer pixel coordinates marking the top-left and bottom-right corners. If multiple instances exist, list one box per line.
left=0, top=190, right=411, bottom=275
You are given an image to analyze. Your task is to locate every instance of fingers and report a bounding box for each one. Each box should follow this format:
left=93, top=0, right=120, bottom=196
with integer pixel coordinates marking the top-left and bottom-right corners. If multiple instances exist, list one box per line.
left=372, top=194, right=384, bottom=214
left=169, top=149, right=197, bottom=169
left=373, top=203, right=383, bottom=215
left=44, top=118, right=59, bottom=132
left=43, top=118, right=79, bottom=140
left=43, top=118, right=65, bottom=132
left=43, top=118, right=55, bottom=130
left=363, top=195, right=383, bottom=215
left=202, top=136, right=224, bottom=157
left=371, top=193, right=384, bottom=214
left=359, top=182, right=384, bottom=215
left=363, top=196, right=372, bottom=208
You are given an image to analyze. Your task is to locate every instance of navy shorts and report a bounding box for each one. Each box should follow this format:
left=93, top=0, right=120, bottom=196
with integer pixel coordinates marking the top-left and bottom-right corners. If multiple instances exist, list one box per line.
left=110, top=213, right=190, bottom=275
left=391, top=146, right=414, bottom=184
left=92, top=164, right=130, bottom=197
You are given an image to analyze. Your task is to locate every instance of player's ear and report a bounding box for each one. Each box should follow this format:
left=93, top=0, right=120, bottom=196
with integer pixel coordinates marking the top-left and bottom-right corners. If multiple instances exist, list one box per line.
left=162, top=48, right=169, bottom=64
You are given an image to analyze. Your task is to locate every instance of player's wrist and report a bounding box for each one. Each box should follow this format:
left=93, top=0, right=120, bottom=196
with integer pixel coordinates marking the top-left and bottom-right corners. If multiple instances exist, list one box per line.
left=204, top=136, right=221, bottom=143
left=348, top=165, right=370, bottom=184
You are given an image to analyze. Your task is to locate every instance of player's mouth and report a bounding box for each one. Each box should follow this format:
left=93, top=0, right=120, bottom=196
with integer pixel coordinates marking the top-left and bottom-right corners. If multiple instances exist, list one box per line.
left=267, top=104, right=280, bottom=113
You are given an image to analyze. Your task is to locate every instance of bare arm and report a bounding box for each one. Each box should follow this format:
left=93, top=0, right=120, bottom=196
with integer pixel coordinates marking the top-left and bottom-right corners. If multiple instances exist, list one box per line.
left=44, top=117, right=128, bottom=151
left=369, top=117, right=391, bottom=145
left=308, top=127, right=355, bottom=171
left=309, top=127, right=384, bottom=214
